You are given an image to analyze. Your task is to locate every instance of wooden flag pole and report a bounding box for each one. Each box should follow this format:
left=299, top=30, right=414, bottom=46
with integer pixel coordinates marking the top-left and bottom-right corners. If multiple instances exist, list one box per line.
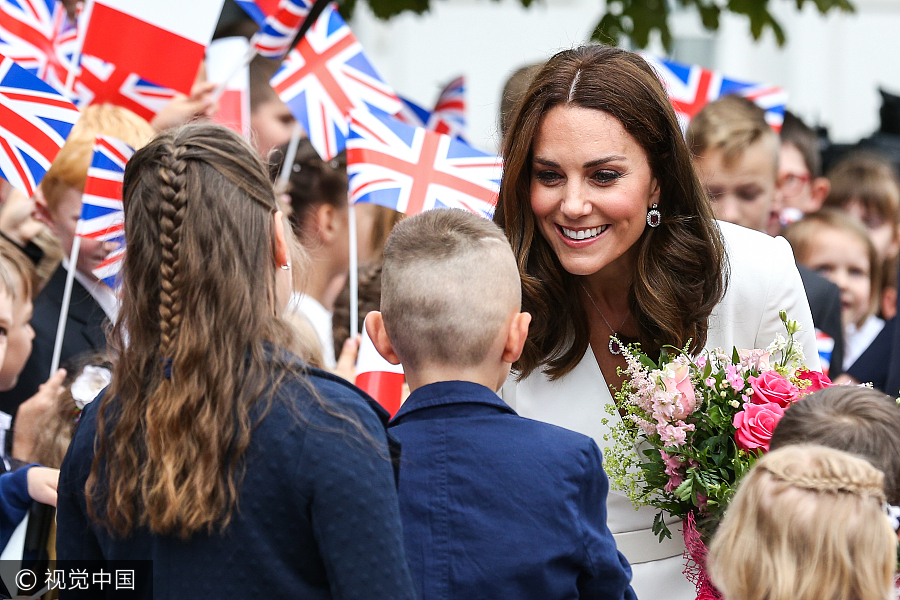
left=50, top=237, right=82, bottom=375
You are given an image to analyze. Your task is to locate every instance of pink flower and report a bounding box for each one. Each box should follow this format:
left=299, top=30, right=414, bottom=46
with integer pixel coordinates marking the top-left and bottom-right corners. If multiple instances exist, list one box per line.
left=663, top=364, right=697, bottom=420
left=657, top=421, right=695, bottom=447
left=796, top=369, right=833, bottom=395
left=660, top=450, right=685, bottom=492
left=695, top=356, right=707, bottom=369
left=733, top=402, right=785, bottom=452
left=749, top=370, right=800, bottom=408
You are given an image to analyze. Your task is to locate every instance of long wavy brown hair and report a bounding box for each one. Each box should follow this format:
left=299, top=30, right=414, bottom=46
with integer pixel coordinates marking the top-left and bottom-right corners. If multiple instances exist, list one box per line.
left=494, top=44, right=727, bottom=379
left=86, top=123, right=303, bottom=538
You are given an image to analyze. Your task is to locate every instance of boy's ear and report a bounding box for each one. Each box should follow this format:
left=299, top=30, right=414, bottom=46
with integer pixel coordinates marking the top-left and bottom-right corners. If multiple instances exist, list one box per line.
left=315, top=203, right=338, bottom=243
left=809, top=177, right=831, bottom=211
left=365, top=311, right=401, bottom=365
left=501, top=312, right=531, bottom=364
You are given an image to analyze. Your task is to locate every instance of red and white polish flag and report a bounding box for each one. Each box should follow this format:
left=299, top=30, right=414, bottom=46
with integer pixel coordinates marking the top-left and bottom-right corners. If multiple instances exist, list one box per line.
left=356, top=321, right=404, bottom=417
left=78, top=0, right=225, bottom=94
left=207, top=37, right=250, bottom=138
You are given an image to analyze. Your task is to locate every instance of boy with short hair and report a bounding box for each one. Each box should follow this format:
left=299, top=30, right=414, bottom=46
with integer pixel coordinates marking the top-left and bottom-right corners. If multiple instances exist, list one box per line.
left=367, top=209, right=635, bottom=600
left=688, top=95, right=845, bottom=376
left=687, top=95, right=782, bottom=236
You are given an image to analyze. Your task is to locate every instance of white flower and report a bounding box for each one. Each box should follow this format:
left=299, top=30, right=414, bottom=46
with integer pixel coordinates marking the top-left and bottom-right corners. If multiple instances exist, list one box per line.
left=766, top=333, right=787, bottom=355
left=71, top=366, right=111, bottom=410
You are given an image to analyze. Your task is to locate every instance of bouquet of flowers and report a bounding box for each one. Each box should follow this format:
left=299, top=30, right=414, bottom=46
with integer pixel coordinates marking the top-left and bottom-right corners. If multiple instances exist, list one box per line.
left=603, top=311, right=832, bottom=597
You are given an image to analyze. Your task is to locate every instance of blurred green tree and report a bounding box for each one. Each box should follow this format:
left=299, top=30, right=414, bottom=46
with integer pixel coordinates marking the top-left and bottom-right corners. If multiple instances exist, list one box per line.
left=340, top=0, right=854, bottom=51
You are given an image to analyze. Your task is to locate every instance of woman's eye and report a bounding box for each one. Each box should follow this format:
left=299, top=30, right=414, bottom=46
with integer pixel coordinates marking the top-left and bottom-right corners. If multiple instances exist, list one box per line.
left=534, top=170, right=562, bottom=183
left=592, top=170, right=621, bottom=184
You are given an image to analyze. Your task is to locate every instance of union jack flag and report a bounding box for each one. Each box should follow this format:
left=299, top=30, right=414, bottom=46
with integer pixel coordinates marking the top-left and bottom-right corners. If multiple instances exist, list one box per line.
left=251, top=0, right=312, bottom=59
left=641, top=54, right=788, bottom=131
left=0, top=0, right=75, bottom=92
left=73, top=54, right=177, bottom=121
left=235, top=0, right=281, bottom=27
left=346, top=109, right=501, bottom=219
left=76, top=135, right=133, bottom=288
left=271, top=3, right=402, bottom=161
left=0, top=54, right=79, bottom=196
left=398, top=75, right=467, bottom=142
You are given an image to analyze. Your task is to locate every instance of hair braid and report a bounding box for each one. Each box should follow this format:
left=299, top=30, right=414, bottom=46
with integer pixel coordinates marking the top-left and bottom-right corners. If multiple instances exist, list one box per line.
left=762, top=459, right=886, bottom=503
left=157, top=142, right=189, bottom=359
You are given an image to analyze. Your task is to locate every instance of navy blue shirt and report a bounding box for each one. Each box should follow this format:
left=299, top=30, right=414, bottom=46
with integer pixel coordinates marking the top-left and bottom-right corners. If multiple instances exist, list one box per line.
left=390, top=380, right=636, bottom=600
left=56, top=362, right=416, bottom=600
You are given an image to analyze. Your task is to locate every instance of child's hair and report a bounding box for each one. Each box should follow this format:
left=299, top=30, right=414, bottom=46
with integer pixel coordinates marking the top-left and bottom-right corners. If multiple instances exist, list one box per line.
left=780, top=110, right=822, bottom=178
left=782, top=208, right=881, bottom=317
left=0, top=238, right=35, bottom=301
left=708, top=444, right=896, bottom=600
left=770, top=385, right=900, bottom=505
left=381, top=209, right=520, bottom=372
left=0, top=247, right=16, bottom=302
left=499, top=62, right=543, bottom=139
left=333, top=261, right=382, bottom=357
left=87, top=123, right=308, bottom=538
left=686, top=95, right=779, bottom=171
left=40, top=104, right=155, bottom=212
left=32, top=352, right=114, bottom=469
left=824, top=151, right=900, bottom=231
left=267, top=141, right=348, bottom=241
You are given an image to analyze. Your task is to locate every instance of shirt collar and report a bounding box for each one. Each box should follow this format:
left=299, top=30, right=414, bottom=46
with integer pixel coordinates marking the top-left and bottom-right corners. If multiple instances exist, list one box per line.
left=391, top=380, right=516, bottom=423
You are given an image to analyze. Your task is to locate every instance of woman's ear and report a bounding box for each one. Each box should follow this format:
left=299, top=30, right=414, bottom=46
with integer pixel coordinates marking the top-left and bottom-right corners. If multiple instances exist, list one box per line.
left=273, top=211, right=290, bottom=269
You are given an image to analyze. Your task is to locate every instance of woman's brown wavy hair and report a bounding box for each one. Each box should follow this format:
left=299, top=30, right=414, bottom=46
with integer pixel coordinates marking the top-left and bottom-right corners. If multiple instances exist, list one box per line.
left=86, top=123, right=306, bottom=538
left=494, top=44, right=727, bottom=379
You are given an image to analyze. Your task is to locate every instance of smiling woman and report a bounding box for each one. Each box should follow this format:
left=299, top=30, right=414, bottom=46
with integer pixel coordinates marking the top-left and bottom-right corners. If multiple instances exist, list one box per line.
left=495, top=44, right=821, bottom=599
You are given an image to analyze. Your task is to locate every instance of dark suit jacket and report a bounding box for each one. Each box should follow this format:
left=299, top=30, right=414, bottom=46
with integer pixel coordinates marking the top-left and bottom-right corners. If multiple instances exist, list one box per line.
left=797, top=265, right=844, bottom=377
left=0, top=266, right=108, bottom=417
left=390, top=380, right=636, bottom=600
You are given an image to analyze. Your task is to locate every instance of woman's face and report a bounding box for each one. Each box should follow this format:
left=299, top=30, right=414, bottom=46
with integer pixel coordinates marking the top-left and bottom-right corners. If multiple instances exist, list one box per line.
left=529, top=105, right=659, bottom=280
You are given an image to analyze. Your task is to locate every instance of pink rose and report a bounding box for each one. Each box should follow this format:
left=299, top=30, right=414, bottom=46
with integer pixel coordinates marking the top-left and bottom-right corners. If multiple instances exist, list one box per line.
left=663, top=364, right=697, bottom=420
left=796, top=369, right=833, bottom=395
left=750, top=370, right=800, bottom=408
left=733, top=402, right=785, bottom=452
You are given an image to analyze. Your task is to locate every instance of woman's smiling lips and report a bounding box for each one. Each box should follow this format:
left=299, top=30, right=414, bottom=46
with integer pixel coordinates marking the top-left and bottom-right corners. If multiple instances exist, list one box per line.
left=556, top=224, right=609, bottom=246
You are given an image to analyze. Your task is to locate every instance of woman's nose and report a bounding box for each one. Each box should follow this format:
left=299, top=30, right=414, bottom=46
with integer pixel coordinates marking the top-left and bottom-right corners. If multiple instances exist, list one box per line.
left=560, top=185, right=591, bottom=218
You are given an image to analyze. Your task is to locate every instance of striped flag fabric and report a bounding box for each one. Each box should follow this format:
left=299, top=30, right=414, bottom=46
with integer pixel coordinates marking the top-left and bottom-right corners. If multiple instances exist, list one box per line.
left=72, top=54, right=178, bottom=120
left=0, top=53, right=80, bottom=196
left=78, top=0, right=225, bottom=94
left=641, top=54, right=788, bottom=131
left=356, top=319, right=403, bottom=417
left=397, top=77, right=467, bottom=142
left=76, top=135, right=133, bottom=288
left=235, top=0, right=280, bottom=27
left=271, top=2, right=402, bottom=161
left=346, top=108, right=501, bottom=219
left=251, top=0, right=312, bottom=59
left=0, top=0, right=74, bottom=92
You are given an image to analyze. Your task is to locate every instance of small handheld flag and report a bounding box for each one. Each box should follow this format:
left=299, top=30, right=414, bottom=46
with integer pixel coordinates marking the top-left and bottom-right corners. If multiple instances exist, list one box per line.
left=76, top=135, right=134, bottom=288
left=74, top=54, right=178, bottom=121
left=346, top=109, right=501, bottom=218
left=397, top=77, right=467, bottom=142
left=251, top=0, right=312, bottom=59
left=0, top=53, right=80, bottom=196
left=235, top=0, right=281, bottom=27
left=271, top=2, right=402, bottom=161
left=78, top=0, right=225, bottom=94
left=642, top=54, right=787, bottom=131
left=0, top=0, right=74, bottom=92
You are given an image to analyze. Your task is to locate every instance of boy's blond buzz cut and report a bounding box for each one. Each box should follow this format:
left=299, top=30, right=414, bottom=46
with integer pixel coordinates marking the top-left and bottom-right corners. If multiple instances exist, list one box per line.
left=687, top=95, right=779, bottom=171
left=380, top=209, right=521, bottom=372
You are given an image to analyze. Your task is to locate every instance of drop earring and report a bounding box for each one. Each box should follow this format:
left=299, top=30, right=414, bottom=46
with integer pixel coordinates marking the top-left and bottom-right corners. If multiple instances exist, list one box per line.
left=646, top=203, right=661, bottom=228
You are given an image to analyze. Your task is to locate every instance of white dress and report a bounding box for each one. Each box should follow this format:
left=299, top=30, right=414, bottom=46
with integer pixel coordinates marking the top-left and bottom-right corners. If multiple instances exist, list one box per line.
left=502, top=222, right=820, bottom=600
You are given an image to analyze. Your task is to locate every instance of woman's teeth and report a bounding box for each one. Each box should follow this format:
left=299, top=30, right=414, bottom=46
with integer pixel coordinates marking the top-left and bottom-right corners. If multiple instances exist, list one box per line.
left=561, top=225, right=607, bottom=240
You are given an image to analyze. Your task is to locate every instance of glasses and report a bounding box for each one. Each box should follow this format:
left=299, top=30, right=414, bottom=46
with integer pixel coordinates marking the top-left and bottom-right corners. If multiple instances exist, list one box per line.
left=778, top=173, right=812, bottom=198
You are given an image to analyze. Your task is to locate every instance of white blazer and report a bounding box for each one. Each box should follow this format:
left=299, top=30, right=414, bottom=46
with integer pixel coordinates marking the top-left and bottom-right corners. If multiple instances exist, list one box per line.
left=502, top=221, right=819, bottom=600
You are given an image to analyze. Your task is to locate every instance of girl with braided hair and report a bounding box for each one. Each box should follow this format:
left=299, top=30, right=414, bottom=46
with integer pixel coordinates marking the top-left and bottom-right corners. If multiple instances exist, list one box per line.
left=708, top=444, right=897, bottom=600
left=55, top=123, right=416, bottom=599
